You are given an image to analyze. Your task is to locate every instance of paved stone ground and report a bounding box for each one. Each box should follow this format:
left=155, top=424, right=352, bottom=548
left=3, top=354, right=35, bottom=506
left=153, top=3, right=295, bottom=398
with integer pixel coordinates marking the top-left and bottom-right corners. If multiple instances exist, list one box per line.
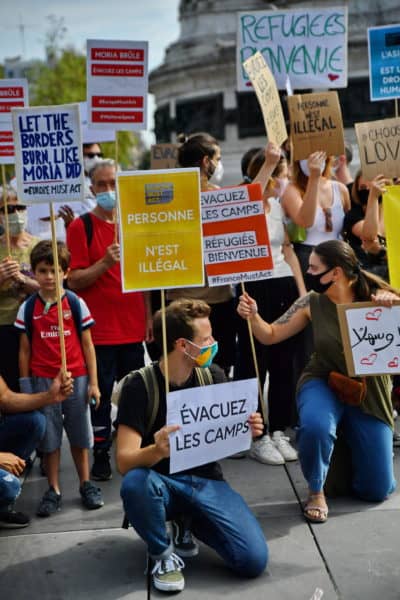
left=1, top=426, right=400, bottom=600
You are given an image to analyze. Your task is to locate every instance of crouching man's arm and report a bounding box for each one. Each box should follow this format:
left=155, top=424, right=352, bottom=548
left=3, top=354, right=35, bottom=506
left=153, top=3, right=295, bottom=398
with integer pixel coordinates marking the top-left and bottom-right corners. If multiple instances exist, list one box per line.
left=116, top=424, right=180, bottom=476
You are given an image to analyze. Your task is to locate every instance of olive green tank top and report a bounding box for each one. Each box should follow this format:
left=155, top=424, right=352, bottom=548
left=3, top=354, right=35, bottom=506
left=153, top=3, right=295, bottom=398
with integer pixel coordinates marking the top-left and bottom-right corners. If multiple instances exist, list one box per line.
left=298, top=292, right=393, bottom=429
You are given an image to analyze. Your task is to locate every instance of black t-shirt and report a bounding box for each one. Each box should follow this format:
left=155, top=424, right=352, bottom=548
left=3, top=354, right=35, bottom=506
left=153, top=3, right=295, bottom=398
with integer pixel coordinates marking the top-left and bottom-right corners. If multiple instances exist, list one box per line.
left=117, top=363, right=226, bottom=480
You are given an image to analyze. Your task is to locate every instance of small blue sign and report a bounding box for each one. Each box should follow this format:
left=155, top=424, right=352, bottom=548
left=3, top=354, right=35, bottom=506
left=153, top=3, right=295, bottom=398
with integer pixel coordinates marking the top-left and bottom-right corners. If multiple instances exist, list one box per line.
left=368, top=25, right=400, bottom=102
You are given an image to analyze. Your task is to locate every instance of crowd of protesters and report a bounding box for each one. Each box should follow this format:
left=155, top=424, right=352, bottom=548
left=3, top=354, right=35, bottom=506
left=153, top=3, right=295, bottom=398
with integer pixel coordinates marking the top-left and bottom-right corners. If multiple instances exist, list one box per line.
left=0, top=133, right=399, bottom=594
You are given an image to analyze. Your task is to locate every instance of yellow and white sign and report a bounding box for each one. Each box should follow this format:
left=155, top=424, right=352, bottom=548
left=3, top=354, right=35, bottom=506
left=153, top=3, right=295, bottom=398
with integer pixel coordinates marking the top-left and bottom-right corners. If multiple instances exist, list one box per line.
left=117, top=168, right=204, bottom=291
left=383, top=185, right=400, bottom=289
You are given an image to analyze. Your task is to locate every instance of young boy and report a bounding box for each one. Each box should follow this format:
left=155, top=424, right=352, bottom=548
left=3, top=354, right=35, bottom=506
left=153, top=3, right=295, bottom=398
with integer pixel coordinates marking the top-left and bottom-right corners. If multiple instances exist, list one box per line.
left=15, top=240, right=104, bottom=517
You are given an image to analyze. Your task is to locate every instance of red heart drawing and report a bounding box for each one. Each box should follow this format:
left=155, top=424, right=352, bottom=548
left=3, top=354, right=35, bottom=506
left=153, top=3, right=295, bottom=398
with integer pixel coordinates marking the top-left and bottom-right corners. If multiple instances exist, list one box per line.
left=366, top=308, right=383, bottom=321
left=360, top=353, right=378, bottom=366
left=388, top=357, right=399, bottom=368
left=328, top=74, right=339, bottom=81
left=245, top=81, right=253, bottom=87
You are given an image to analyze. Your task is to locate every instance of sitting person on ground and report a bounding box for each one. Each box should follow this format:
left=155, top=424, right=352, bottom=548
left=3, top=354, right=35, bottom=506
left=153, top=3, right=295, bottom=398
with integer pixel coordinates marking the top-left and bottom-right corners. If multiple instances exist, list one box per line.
left=15, top=240, right=104, bottom=517
left=116, top=298, right=268, bottom=594
left=238, top=239, right=398, bottom=524
left=0, top=370, right=73, bottom=528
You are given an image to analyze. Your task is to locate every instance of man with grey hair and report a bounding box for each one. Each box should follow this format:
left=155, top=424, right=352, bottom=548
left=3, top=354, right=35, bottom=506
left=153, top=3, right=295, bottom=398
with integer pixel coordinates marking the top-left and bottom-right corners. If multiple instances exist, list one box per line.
left=66, top=160, right=151, bottom=481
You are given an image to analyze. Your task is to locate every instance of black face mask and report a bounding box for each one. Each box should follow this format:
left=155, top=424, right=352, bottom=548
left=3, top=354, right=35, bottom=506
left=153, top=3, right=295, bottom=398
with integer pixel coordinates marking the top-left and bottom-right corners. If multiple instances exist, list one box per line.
left=305, top=268, right=334, bottom=293
left=357, top=189, right=369, bottom=206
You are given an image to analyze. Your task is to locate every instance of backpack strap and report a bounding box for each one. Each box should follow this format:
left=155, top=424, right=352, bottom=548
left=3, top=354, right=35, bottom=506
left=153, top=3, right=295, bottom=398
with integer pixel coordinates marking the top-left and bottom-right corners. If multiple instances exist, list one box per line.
left=79, top=212, right=93, bottom=247
left=64, top=289, right=83, bottom=338
left=23, top=292, right=39, bottom=342
left=194, top=367, right=213, bottom=386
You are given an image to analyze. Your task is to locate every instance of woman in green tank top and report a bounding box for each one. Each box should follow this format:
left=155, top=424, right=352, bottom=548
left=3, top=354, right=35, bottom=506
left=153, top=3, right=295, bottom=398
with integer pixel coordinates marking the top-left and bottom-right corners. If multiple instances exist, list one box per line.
left=237, top=239, right=399, bottom=524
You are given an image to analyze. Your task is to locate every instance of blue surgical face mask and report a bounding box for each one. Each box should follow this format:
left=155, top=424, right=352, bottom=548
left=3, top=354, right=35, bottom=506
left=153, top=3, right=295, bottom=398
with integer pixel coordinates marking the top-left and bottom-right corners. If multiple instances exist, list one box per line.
left=96, top=190, right=116, bottom=211
left=184, top=339, right=219, bottom=368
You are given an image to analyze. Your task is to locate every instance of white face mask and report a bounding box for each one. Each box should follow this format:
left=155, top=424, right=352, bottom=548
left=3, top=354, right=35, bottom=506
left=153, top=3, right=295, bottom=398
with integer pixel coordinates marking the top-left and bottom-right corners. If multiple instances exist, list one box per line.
left=83, top=156, right=102, bottom=175
left=7, top=211, right=27, bottom=235
left=299, top=159, right=326, bottom=178
left=210, top=160, right=224, bottom=184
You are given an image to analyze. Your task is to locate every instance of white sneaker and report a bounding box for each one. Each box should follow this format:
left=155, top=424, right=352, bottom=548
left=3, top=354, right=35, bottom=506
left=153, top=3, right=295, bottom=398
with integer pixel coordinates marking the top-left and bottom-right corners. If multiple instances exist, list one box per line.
left=249, top=435, right=285, bottom=465
left=152, top=552, right=185, bottom=592
left=272, top=431, right=298, bottom=461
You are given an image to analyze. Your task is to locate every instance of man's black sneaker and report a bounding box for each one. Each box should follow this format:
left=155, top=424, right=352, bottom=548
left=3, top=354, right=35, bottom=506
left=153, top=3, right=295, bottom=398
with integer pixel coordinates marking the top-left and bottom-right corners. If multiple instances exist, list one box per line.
left=91, top=449, right=112, bottom=481
left=80, top=481, right=104, bottom=510
left=172, top=518, right=199, bottom=558
left=37, top=487, right=61, bottom=517
left=0, top=507, right=30, bottom=529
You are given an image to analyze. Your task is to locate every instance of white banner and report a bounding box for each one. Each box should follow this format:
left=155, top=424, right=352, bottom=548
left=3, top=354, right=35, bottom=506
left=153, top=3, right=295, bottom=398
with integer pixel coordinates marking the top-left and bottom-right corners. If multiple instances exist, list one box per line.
left=167, top=379, right=258, bottom=474
left=237, top=7, right=348, bottom=91
left=87, top=39, right=148, bottom=131
left=0, top=78, right=29, bottom=164
left=12, top=103, right=84, bottom=204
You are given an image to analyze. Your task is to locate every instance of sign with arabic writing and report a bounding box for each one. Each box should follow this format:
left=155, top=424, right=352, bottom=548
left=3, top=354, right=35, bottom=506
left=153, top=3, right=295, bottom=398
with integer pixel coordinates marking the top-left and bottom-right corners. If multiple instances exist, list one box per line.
left=337, top=301, right=400, bottom=376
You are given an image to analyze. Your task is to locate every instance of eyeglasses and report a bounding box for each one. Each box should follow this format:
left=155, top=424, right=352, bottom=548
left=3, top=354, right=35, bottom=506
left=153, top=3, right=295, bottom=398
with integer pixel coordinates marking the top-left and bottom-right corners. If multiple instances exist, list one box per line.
left=84, top=152, right=103, bottom=159
left=0, top=204, right=26, bottom=214
left=322, top=207, right=333, bottom=232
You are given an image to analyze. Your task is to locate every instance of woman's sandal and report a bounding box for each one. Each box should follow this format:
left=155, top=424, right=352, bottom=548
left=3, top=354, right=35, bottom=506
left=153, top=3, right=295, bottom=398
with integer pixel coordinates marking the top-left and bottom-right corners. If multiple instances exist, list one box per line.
left=303, top=493, right=329, bottom=524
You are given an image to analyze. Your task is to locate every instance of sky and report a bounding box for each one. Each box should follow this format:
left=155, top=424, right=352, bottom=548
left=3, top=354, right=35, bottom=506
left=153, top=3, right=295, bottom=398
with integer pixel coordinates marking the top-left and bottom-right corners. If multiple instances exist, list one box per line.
left=0, top=0, right=181, bottom=142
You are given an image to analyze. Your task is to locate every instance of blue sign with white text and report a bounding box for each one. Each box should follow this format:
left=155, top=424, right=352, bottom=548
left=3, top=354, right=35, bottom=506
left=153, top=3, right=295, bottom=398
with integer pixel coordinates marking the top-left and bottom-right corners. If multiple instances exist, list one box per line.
left=368, top=25, right=400, bottom=101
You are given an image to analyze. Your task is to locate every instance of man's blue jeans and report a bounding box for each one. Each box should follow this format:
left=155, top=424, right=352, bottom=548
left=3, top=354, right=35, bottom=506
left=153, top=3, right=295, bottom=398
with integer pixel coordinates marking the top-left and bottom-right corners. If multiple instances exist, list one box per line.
left=0, top=411, right=46, bottom=460
left=0, top=468, right=21, bottom=510
left=121, top=468, right=268, bottom=578
left=297, top=378, right=396, bottom=501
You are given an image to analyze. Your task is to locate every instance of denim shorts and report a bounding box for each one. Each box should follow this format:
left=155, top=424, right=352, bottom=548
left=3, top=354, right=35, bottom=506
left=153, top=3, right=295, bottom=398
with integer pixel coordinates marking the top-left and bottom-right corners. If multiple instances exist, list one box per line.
left=32, top=375, right=93, bottom=453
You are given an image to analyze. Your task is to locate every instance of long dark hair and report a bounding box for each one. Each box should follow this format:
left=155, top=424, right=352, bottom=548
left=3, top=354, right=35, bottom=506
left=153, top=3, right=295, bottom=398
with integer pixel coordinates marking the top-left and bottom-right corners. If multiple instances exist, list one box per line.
left=313, top=240, right=398, bottom=301
left=177, top=132, right=218, bottom=168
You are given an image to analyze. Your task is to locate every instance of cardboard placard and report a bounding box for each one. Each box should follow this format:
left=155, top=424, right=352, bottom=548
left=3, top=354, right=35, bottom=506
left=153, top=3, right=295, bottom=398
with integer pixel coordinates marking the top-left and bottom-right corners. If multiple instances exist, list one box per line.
left=150, top=143, right=179, bottom=169
left=117, top=168, right=203, bottom=292
left=383, top=185, right=400, bottom=289
left=243, top=52, right=287, bottom=146
left=167, top=379, right=258, bottom=474
left=12, top=103, right=84, bottom=204
left=337, top=301, right=400, bottom=376
left=368, top=25, right=400, bottom=102
left=237, top=7, right=348, bottom=92
left=201, top=183, right=273, bottom=286
left=0, top=78, right=29, bottom=164
left=287, top=91, right=345, bottom=160
left=355, top=117, right=400, bottom=180
left=87, top=39, right=148, bottom=131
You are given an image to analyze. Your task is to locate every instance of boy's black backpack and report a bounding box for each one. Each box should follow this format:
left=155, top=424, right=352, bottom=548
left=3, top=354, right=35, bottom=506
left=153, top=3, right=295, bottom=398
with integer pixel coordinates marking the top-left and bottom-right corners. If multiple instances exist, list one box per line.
left=23, top=290, right=83, bottom=342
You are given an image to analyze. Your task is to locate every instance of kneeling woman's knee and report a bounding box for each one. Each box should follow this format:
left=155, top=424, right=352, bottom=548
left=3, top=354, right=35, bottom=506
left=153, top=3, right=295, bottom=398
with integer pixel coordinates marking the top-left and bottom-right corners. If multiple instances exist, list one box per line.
left=235, top=540, right=268, bottom=579
left=355, top=476, right=395, bottom=503
left=0, top=470, right=21, bottom=505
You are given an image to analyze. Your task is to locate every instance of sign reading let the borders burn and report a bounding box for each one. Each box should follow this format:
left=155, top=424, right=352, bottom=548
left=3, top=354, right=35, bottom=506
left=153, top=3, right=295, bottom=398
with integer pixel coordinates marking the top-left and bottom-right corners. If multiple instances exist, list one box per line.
left=87, top=39, right=148, bottom=131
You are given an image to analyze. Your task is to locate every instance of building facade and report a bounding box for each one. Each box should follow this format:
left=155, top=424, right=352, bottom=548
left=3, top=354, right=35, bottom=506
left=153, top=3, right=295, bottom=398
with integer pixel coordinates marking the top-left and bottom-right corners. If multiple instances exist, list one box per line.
left=149, top=0, right=400, bottom=182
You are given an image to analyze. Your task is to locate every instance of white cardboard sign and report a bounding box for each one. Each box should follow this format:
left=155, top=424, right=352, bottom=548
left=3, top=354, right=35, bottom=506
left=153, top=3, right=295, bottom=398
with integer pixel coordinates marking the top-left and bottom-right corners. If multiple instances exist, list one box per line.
left=237, top=7, right=348, bottom=92
left=12, top=103, right=84, bottom=204
left=0, top=78, right=29, bottom=164
left=87, top=39, right=148, bottom=131
left=167, top=379, right=258, bottom=474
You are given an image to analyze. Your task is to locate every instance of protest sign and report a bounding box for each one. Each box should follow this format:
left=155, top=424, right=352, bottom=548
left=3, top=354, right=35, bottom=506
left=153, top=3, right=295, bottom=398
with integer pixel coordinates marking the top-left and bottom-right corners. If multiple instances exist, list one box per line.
left=87, top=39, right=148, bottom=131
left=287, top=91, right=345, bottom=160
left=368, top=25, right=400, bottom=102
left=201, top=183, right=273, bottom=286
left=383, top=185, right=400, bottom=289
left=337, top=301, right=400, bottom=376
left=0, top=79, right=29, bottom=164
left=237, top=7, right=348, bottom=92
left=167, top=378, right=258, bottom=474
left=117, top=168, right=203, bottom=291
left=150, top=143, right=179, bottom=169
left=79, top=101, right=115, bottom=144
left=12, top=103, right=84, bottom=204
left=243, top=52, right=287, bottom=146
left=355, top=117, right=400, bottom=180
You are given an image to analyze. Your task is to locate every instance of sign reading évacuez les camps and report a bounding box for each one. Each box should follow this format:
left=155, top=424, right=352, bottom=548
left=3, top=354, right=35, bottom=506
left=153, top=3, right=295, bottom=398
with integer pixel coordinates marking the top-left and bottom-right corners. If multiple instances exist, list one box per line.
left=237, top=7, right=348, bottom=91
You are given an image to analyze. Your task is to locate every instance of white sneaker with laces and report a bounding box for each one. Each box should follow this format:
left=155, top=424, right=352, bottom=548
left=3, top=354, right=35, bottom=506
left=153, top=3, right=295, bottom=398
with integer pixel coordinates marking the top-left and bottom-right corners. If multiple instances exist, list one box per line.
left=272, top=431, right=298, bottom=461
left=152, top=552, right=185, bottom=592
left=249, top=434, right=285, bottom=465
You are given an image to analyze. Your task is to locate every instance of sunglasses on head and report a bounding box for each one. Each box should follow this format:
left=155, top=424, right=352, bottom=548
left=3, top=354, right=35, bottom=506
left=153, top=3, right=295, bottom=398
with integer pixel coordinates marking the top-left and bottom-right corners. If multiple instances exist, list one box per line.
left=0, top=204, right=26, bottom=214
left=85, top=152, right=103, bottom=159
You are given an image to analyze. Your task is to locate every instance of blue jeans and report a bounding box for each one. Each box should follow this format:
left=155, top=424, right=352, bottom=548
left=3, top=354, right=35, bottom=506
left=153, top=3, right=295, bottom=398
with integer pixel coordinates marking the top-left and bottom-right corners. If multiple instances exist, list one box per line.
left=0, top=468, right=21, bottom=509
left=94, top=343, right=144, bottom=450
left=0, top=411, right=46, bottom=460
left=121, top=468, right=268, bottom=578
left=297, top=379, right=396, bottom=501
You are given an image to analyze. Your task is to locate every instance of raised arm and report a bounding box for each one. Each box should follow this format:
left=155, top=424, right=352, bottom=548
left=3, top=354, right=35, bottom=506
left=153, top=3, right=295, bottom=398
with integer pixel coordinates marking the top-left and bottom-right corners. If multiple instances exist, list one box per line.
left=361, top=175, right=387, bottom=250
left=237, top=291, right=311, bottom=345
left=252, top=142, right=281, bottom=193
